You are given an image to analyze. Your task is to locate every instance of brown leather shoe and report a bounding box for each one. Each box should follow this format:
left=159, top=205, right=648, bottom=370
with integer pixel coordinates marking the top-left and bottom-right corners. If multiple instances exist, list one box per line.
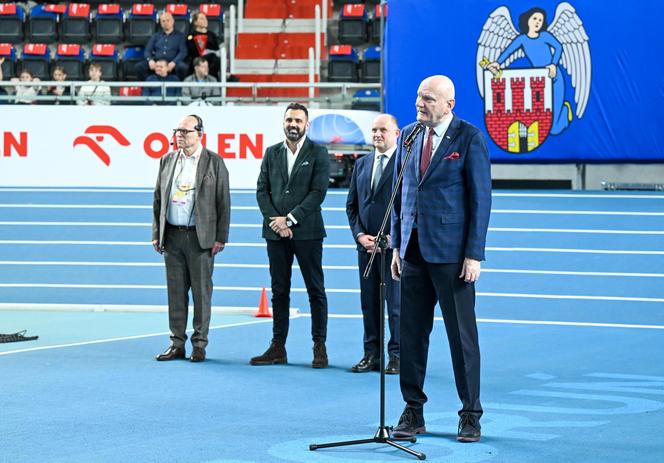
left=190, top=347, right=206, bottom=363
left=312, top=341, right=328, bottom=369
left=155, top=346, right=186, bottom=361
left=385, top=355, right=400, bottom=375
left=250, top=342, right=287, bottom=365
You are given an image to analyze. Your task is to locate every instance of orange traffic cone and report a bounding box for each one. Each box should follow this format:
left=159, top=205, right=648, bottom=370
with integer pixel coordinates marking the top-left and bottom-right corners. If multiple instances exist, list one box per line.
left=255, top=287, right=271, bottom=318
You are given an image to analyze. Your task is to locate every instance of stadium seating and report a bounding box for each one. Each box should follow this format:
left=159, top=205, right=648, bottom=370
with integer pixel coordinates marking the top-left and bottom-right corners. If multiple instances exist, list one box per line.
left=361, top=46, right=380, bottom=82
left=327, top=45, right=359, bottom=82
left=59, top=3, right=92, bottom=44
left=126, top=3, right=156, bottom=46
left=369, top=3, right=387, bottom=45
left=20, top=43, right=52, bottom=80
left=93, top=3, right=124, bottom=44
left=27, top=5, right=60, bottom=44
left=351, top=88, right=380, bottom=111
left=54, top=43, right=86, bottom=80
left=0, top=3, right=24, bottom=44
left=89, top=43, right=119, bottom=80
left=0, top=43, right=17, bottom=79
left=121, top=46, right=144, bottom=81
left=338, top=4, right=367, bottom=46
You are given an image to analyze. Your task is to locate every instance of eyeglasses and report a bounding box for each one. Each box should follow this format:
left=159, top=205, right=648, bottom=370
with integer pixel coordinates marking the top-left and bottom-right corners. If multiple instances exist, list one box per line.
left=173, top=128, right=197, bottom=136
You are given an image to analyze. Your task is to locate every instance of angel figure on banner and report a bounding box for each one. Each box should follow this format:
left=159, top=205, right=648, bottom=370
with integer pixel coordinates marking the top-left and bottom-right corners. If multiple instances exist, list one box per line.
left=477, top=2, right=591, bottom=136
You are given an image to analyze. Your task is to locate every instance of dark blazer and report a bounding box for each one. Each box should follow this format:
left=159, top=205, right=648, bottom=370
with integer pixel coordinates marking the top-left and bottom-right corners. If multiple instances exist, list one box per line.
left=346, top=150, right=397, bottom=251
left=152, top=147, right=231, bottom=249
left=256, top=137, right=329, bottom=240
left=391, top=115, right=492, bottom=263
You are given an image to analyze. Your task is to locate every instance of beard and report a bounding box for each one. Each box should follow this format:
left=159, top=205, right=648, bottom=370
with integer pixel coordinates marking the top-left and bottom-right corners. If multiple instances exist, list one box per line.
left=284, top=126, right=304, bottom=142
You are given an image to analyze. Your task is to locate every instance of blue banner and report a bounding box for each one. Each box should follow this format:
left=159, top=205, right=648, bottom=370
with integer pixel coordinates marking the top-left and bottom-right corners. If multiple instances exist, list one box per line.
left=384, top=0, right=664, bottom=163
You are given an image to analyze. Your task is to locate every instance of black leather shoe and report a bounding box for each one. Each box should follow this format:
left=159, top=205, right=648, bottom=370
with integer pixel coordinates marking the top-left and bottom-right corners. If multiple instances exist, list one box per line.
left=155, top=346, right=186, bottom=361
left=190, top=347, right=206, bottom=362
left=391, top=406, right=426, bottom=438
left=250, top=342, right=287, bottom=365
left=457, top=412, right=481, bottom=442
left=385, top=356, right=400, bottom=375
left=351, top=355, right=378, bottom=372
left=312, top=341, right=328, bottom=368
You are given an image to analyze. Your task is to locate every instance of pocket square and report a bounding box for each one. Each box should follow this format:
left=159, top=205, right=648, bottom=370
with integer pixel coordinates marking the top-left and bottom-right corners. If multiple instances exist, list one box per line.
left=444, top=152, right=460, bottom=160
left=301, top=161, right=310, bottom=166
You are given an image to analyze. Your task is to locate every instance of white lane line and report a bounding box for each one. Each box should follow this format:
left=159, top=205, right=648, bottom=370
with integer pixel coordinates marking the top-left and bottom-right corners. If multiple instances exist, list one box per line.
left=325, top=313, right=664, bottom=330
left=492, top=193, right=664, bottom=199
left=0, top=318, right=276, bottom=356
left=2, top=204, right=663, bottom=216
left=0, top=283, right=662, bottom=302
left=491, top=209, right=664, bottom=216
left=2, top=240, right=661, bottom=255
left=2, top=260, right=663, bottom=278
left=3, top=221, right=664, bottom=236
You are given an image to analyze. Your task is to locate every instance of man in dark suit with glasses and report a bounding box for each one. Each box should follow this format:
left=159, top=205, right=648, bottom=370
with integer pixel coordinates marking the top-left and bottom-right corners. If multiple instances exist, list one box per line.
left=152, top=114, right=231, bottom=363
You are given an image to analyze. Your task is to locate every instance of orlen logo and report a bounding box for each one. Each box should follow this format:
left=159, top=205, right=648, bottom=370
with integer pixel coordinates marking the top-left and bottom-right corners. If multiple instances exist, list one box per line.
left=73, top=125, right=131, bottom=166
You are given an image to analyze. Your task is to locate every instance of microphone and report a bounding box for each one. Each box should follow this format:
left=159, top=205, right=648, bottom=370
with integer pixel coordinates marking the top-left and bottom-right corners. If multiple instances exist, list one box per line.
left=403, top=123, right=425, bottom=147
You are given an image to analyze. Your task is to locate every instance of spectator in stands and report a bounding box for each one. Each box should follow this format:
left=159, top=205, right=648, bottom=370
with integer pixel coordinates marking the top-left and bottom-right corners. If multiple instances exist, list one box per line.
left=144, top=59, right=181, bottom=104
left=136, top=12, right=188, bottom=81
left=45, top=66, right=71, bottom=105
left=182, top=57, right=219, bottom=104
left=9, top=69, right=41, bottom=105
left=0, top=57, right=6, bottom=101
left=186, top=12, right=221, bottom=79
left=77, top=63, right=111, bottom=106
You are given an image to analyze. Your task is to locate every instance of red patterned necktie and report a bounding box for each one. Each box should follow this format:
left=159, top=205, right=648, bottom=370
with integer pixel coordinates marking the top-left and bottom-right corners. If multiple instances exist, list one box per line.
left=419, top=127, right=434, bottom=177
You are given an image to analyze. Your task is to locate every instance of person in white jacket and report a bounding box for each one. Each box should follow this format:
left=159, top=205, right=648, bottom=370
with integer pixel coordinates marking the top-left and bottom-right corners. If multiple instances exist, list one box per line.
left=77, top=63, right=111, bottom=106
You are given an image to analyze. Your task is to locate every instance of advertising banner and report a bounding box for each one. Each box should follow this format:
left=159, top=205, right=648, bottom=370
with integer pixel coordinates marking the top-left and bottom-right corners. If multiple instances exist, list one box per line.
left=0, top=106, right=378, bottom=188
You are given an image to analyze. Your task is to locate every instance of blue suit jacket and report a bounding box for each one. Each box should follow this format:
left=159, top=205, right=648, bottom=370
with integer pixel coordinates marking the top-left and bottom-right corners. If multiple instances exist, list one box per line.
left=390, top=115, right=492, bottom=263
left=346, top=151, right=396, bottom=251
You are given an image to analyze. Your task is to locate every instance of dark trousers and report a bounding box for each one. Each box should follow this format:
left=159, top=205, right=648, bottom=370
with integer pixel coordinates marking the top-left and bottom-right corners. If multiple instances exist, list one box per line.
left=400, top=230, right=482, bottom=417
left=266, top=238, right=328, bottom=344
left=135, top=60, right=189, bottom=81
left=163, top=227, right=214, bottom=348
left=358, top=250, right=400, bottom=357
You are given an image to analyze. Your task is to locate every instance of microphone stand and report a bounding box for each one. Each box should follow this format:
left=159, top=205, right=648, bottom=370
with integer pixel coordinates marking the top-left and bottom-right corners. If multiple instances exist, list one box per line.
left=310, top=125, right=426, bottom=461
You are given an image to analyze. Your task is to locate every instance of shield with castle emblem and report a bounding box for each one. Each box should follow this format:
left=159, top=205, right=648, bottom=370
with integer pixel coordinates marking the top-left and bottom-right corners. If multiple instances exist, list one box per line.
left=482, top=68, right=553, bottom=153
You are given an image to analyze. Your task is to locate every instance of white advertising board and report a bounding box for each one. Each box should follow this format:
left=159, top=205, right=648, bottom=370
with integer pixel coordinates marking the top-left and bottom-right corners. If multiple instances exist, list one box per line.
left=0, top=106, right=378, bottom=188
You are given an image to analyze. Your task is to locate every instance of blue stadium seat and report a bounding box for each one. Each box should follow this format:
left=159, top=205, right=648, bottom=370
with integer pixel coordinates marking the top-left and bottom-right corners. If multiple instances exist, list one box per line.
left=338, top=4, right=368, bottom=46
left=126, top=3, right=156, bottom=46
left=55, top=43, right=86, bottom=81
left=0, top=3, right=25, bottom=43
left=59, top=3, right=92, bottom=44
left=122, top=46, right=144, bottom=80
left=361, top=46, right=380, bottom=83
left=0, top=43, right=17, bottom=79
left=27, top=4, right=61, bottom=44
left=93, top=4, right=125, bottom=44
left=351, top=88, right=380, bottom=111
left=327, top=45, right=359, bottom=82
left=89, top=43, right=119, bottom=81
left=166, top=4, right=190, bottom=36
left=20, top=43, right=52, bottom=80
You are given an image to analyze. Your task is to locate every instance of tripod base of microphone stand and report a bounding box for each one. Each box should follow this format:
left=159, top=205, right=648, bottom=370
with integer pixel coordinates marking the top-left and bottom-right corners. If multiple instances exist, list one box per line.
left=309, top=426, right=426, bottom=460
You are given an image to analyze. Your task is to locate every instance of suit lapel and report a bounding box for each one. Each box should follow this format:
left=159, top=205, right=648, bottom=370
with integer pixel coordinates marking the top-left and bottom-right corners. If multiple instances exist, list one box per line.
left=278, top=144, right=288, bottom=185
left=287, top=138, right=311, bottom=185
left=359, top=154, right=373, bottom=201
left=374, top=154, right=395, bottom=196
left=421, top=115, right=461, bottom=183
left=162, top=151, right=179, bottom=201
left=195, top=148, right=210, bottom=191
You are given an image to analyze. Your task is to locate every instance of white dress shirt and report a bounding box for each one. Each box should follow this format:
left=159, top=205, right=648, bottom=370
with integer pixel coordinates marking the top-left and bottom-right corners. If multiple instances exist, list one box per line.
left=167, top=143, right=203, bottom=226
left=371, top=144, right=397, bottom=186
left=427, top=112, right=454, bottom=160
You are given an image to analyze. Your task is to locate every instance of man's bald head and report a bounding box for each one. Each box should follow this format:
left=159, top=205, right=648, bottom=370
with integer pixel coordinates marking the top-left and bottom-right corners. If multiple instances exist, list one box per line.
left=371, top=113, right=400, bottom=153
left=416, top=75, right=456, bottom=126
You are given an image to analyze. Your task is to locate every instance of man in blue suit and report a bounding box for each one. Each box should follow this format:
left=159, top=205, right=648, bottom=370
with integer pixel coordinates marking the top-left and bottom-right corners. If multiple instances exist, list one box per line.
left=346, top=114, right=401, bottom=374
left=390, top=75, right=492, bottom=442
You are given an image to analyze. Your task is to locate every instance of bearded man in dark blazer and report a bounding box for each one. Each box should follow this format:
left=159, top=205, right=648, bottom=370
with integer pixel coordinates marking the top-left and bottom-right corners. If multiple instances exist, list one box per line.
left=152, top=114, right=230, bottom=363
left=251, top=103, right=330, bottom=369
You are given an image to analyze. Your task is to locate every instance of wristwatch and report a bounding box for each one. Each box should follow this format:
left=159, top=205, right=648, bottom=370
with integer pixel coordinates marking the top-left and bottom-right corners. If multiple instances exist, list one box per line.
left=286, top=218, right=293, bottom=228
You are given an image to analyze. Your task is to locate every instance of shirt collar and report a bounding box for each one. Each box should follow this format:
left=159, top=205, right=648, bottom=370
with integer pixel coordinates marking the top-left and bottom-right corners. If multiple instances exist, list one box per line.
left=283, top=136, right=306, bottom=155
left=430, top=112, right=454, bottom=137
left=375, top=144, right=397, bottom=160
